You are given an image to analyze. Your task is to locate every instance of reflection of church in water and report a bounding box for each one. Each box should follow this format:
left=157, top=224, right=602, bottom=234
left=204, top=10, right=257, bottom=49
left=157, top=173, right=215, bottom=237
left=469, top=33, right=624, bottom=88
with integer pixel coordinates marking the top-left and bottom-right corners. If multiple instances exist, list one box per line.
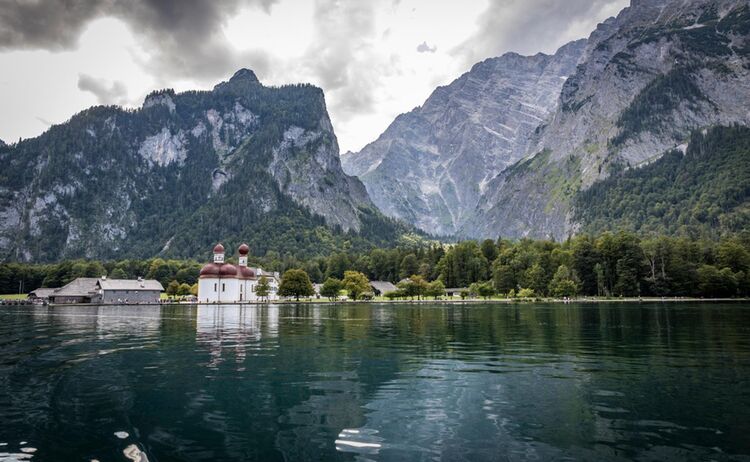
left=196, top=305, right=280, bottom=370
left=197, top=243, right=280, bottom=303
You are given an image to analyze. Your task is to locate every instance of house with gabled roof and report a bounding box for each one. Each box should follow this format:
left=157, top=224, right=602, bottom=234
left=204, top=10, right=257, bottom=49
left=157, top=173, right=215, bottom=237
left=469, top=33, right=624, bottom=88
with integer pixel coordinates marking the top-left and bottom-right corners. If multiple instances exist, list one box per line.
left=370, top=281, right=397, bottom=296
left=48, top=277, right=163, bottom=304
left=97, top=277, right=164, bottom=303
left=28, top=288, right=58, bottom=302
left=48, top=278, right=101, bottom=304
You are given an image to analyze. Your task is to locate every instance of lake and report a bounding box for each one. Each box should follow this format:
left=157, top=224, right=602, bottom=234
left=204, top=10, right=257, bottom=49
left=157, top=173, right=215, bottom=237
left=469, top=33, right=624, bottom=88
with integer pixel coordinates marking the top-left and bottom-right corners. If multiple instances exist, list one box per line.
left=0, top=303, right=749, bottom=461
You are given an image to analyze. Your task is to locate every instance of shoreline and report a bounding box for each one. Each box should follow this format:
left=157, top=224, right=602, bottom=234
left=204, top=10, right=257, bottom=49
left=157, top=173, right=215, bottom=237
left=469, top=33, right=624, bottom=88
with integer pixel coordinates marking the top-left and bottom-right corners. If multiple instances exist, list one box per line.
left=1, top=296, right=745, bottom=308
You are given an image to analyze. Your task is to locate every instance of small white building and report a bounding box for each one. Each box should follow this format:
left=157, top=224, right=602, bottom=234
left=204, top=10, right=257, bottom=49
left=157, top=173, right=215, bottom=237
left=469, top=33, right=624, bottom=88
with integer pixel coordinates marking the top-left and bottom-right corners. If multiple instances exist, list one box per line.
left=197, top=243, right=280, bottom=303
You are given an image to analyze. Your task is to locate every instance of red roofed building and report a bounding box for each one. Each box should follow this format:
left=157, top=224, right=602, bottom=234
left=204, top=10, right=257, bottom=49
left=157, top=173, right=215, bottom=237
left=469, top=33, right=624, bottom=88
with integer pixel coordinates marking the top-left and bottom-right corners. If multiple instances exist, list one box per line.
left=197, top=243, right=279, bottom=303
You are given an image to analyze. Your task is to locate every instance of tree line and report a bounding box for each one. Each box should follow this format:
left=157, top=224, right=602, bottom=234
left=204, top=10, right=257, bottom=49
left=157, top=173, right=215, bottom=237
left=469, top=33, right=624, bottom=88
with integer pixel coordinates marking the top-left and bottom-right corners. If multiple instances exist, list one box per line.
left=3, top=231, right=749, bottom=299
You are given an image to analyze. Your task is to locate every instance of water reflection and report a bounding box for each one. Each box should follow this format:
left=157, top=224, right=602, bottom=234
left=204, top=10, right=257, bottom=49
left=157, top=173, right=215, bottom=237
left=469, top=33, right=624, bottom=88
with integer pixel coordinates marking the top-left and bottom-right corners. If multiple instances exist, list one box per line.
left=0, top=303, right=748, bottom=461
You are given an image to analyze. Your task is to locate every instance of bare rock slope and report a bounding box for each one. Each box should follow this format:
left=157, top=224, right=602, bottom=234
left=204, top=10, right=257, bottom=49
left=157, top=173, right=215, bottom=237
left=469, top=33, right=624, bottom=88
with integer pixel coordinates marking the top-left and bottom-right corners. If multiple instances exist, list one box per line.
left=341, top=40, right=587, bottom=236
left=462, top=0, right=750, bottom=239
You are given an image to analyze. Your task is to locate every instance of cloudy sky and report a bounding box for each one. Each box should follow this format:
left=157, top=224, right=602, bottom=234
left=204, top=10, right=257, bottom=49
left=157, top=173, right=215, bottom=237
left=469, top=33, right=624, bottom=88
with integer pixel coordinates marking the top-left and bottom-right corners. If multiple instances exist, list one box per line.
left=0, top=0, right=627, bottom=153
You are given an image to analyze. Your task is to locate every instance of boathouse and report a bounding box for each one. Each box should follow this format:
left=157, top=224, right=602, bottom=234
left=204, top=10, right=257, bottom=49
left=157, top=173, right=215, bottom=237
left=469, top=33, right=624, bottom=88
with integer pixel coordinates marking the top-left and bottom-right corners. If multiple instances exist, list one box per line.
left=98, top=277, right=164, bottom=303
left=28, top=287, right=58, bottom=303
left=49, top=278, right=101, bottom=304
left=48, top=277, right=164, bottom=304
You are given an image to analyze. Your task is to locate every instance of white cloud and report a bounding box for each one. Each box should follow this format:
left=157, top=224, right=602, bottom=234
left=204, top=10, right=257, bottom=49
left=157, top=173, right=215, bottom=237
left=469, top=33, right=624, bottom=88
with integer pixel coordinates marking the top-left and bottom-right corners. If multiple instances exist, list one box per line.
left=0, top=0, right=628, bottom=152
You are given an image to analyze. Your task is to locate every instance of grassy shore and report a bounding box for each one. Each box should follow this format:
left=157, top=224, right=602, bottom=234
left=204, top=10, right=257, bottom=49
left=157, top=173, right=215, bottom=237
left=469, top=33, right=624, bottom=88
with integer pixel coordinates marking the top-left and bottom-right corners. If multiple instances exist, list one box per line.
left=3, top=294, right=748, bottom=307
left=0, top=294, right=28, bottom=300
left=161, top=296, right=750, bottom=305
left=263, top=296, right=750, bottom=304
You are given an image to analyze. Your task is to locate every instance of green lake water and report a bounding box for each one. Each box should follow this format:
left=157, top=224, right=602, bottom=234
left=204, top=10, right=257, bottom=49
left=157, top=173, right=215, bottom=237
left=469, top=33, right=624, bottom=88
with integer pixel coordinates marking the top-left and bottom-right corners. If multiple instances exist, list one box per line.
left=0, top=303, right=749, bottom=461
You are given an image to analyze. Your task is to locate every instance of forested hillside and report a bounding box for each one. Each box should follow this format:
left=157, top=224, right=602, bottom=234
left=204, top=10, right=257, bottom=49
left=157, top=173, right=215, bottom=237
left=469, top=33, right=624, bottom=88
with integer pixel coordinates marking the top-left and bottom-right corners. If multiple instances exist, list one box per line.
left=576, top=125, right=750, bottom=237
left=0, top=70, right=414, bottom=262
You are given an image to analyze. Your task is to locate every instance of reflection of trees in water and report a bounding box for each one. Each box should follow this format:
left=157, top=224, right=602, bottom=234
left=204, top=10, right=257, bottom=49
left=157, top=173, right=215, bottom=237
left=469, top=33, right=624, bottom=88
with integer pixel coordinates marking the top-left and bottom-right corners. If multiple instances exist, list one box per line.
left=3, top=303, right=749, bottom=461
left=319, top=303, right=750, bottom=460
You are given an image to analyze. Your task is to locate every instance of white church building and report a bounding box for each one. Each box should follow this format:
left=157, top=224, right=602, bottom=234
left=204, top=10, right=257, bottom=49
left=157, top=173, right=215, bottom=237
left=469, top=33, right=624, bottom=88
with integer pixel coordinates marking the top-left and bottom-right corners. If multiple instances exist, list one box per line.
left=198, top=243, right=280, bottom=303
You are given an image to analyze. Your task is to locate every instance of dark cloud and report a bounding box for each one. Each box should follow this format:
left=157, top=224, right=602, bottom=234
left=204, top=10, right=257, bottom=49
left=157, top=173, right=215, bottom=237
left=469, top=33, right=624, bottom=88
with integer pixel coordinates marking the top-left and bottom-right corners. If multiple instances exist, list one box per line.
left=77, top=73, right=128, bottom=105
left=303, top=0, right=380, bottom=116
left=416, top=41, right=437, bottom=53
left=0, top=0, right=104, bottom=50
left=0, top=0, right=278, bottom=81
left=455, top=0, right=627, bottom=66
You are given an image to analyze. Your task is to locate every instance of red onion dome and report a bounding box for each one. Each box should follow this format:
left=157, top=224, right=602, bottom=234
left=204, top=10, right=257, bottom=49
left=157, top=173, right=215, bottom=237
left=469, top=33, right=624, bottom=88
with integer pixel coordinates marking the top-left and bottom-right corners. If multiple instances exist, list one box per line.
left=238, top=266, right=256, bottom=279
left=238, top=243, right=250, bottom=256
left=199, top=263, right=221, bottom=278
left=219, top=264, right=238, bottom=277
left=213, top=243, right=225, bottom=254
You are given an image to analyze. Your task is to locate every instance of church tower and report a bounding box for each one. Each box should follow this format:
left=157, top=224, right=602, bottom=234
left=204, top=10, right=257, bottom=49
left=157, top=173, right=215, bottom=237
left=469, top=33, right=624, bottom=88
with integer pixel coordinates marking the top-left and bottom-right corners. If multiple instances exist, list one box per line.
left=238, top=243, right=249, bottom=266
left=213, top=243, right=225, bottom=263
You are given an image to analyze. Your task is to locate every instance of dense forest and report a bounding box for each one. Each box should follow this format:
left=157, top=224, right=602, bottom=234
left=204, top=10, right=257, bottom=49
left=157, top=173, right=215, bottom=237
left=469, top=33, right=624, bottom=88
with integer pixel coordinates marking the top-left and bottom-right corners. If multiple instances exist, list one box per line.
left=3, top=230, right=749, bottom=299
left=577, top=125, right=750, bottom=237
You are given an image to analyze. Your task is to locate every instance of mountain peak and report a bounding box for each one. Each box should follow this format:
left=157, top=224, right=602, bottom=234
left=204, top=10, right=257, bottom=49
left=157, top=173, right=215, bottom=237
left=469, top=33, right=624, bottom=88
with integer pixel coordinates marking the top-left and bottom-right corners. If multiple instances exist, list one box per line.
left=213, top=68, right=262, bottom=94
left=0, top=69, right=402, bottom=262
left=230, top=68, right=260, bottom=84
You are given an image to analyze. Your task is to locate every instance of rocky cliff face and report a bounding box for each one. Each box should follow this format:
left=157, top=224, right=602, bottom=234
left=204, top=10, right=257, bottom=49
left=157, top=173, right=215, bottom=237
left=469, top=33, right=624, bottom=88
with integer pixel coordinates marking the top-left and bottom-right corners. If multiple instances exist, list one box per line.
left=267, top=123, right=371, bottom=233
left=0, top=69, right=400, bottom=262
left=341, top=40, right=587, bottom=236
left=462, top=0, right=750, bottom=239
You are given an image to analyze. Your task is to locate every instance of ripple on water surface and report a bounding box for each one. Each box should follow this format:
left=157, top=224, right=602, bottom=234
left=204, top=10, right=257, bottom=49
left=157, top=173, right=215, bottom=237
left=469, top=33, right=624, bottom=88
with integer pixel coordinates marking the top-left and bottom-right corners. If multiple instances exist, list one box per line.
left=1, top=303, right=750, bottom=461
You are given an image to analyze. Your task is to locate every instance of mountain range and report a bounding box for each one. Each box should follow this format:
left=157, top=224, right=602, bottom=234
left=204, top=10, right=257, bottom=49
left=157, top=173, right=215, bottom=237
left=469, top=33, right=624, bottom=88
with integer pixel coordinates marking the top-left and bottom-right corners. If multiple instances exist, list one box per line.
left=345, top=0, right=750, bottom=240
left=341, top=39, right=587, bottom=236
left=1, top=0, right=749, bottom=263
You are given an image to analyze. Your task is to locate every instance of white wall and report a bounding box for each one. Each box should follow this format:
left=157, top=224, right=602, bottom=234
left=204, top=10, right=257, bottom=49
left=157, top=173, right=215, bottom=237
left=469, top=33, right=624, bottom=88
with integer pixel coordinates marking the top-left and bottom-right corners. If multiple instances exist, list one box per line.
left=199, top=277, right=280, bottom=302
left=198, top=278, right=218, bottom=303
